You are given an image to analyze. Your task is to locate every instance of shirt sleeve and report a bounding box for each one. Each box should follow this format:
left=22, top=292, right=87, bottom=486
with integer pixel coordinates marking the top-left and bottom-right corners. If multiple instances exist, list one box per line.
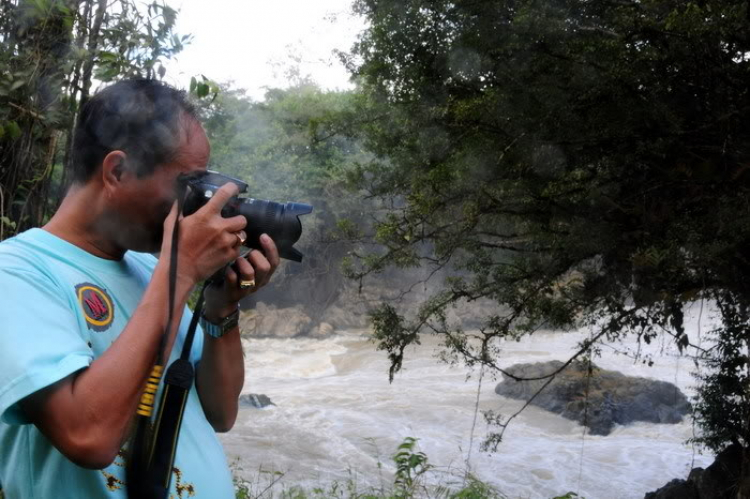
left=0, top=268, right=93, bottom=425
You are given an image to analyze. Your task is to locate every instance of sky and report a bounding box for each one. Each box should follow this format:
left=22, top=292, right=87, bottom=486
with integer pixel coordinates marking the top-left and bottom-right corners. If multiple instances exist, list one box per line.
left=163, top=0, right=367, bottom=101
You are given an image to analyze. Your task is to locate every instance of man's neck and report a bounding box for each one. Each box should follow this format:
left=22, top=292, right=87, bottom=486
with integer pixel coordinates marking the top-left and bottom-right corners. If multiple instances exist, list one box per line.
left=44, top=184, right=126, bottom=260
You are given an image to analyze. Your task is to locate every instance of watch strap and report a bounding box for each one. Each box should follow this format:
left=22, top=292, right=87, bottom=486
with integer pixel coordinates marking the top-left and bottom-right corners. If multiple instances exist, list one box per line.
left=199, top=307, right=239, bottom=338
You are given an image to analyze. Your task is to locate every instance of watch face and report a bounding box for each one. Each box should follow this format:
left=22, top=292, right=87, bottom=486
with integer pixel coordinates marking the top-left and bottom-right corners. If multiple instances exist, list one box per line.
left=221, top=309, right=240, bottom=329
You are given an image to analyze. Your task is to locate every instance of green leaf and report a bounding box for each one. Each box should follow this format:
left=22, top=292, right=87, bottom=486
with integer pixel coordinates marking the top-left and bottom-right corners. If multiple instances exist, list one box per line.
left=5, top=121, right=21, bottom=140
left=62, top=12, right=74, bottom=29
left=29, top=0, right=49, bottom=15
left=189, top=76, right=197, bottom=94
left=10, top=80, right=25, bottom=91
left=94, top=65, right=120, bottom=81
left=98, top=51, right=118, bottom=62
left=0, top=216, right=16, bottom=230
left=196, top=83, right=209, bottom=98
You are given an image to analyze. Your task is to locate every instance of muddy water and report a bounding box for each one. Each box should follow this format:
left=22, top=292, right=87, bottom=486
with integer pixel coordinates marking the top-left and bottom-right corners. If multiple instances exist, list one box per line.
left=220, top=305, right=717, bottom=498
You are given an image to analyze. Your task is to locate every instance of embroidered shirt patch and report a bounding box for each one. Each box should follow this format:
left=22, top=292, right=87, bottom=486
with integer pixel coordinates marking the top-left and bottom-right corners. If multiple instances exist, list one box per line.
left=76, top=282, right=114, bottom=331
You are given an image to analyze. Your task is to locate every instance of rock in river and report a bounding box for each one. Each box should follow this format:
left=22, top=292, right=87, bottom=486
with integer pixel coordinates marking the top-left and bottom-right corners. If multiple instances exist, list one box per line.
left=494, top=360, right=691, bottom=435
left=239, top=393, right=275, bottom=409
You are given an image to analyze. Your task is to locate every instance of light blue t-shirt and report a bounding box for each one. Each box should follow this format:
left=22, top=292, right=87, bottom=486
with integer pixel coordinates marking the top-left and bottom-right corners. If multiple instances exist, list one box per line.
left=0, top=228, right=235, bottom=498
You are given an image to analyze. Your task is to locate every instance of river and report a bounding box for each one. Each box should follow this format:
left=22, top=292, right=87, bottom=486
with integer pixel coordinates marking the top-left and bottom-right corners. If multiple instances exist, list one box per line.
left=220, top=305, right=717, bottom=498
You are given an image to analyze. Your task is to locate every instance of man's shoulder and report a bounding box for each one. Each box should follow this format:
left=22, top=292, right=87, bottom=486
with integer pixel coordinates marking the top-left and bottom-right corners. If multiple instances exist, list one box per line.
left=0, top=229, right=52, bottom=272
left=124, top=251, right=158, bottom=274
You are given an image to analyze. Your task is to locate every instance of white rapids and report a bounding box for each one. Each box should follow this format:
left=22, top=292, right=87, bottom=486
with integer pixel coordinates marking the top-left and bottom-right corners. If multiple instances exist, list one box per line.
left=220, top=304, right=718, bottom=498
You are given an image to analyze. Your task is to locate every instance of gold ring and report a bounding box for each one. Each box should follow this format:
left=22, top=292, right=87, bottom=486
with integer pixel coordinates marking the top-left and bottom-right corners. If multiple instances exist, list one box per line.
left=235, top=230, right=247, bottom=247
left=239, top=279, right=255, bottom=289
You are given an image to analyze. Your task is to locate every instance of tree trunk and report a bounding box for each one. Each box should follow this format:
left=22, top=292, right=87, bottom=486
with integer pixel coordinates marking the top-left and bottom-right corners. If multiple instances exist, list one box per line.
left=58, top=0, right=93, bottom=203
left=78, top=0, right=106, bottom=109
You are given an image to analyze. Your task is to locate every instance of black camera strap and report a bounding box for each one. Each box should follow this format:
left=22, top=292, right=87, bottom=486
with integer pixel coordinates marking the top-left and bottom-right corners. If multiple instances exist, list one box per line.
left=126, top=182, right=207, bottom=499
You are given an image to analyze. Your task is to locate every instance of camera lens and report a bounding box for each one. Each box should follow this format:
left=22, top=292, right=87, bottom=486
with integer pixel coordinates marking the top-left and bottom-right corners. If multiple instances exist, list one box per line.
left=238, top=199, right=312, bottom=262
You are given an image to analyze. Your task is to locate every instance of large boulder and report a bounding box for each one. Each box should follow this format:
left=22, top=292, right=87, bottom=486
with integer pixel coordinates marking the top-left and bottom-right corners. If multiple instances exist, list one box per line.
left=494, top=360, right=691, bottom=435
left=239, top=303, right=312, bottom=338
left=645, top=444, right=743, bottom=499
left=309, top=321, right=334, bottom=338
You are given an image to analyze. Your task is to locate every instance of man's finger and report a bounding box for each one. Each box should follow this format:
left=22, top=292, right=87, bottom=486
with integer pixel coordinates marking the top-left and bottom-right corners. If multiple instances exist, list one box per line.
left=223, top=263, right=238, bottom=287
left=222, top=215, right=247, bottom=233
left=235, top=257, right=256, bottom=290
left=202, top=182, right=240, bottom=214
left=259, top=233, right=280, bottom=269
left=247, top=249, right=272, bottom=286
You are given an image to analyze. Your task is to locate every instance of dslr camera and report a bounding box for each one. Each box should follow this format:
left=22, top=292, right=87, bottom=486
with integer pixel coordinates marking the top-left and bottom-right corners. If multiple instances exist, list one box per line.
left=180, top=170, right=312, bottom=262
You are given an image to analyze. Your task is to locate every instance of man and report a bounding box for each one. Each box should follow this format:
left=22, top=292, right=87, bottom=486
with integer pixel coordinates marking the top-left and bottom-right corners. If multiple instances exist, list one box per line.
left=0, top=79, right=278, bottom=497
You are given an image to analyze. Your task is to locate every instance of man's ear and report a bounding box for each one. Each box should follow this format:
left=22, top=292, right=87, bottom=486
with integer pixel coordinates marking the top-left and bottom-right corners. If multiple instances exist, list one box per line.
left=101, top=150, right=129, bottom=192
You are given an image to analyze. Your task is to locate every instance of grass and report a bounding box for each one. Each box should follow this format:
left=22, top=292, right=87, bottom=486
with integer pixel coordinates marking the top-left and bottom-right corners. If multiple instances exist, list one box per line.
left=232, top=437, right=584, bottom=499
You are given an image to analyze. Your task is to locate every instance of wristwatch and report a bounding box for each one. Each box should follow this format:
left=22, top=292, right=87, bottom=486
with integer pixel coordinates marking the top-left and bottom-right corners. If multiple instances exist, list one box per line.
left=199, top=307, right=240, bottom=338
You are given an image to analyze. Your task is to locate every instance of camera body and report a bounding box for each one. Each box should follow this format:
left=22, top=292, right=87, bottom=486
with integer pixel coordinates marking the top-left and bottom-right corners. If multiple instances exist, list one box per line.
left=181, top=170, right=312, bottom=262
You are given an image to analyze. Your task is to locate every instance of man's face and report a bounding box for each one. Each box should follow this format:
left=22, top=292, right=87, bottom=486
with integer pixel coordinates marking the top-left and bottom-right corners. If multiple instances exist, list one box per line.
left=106, top=117, right=210, bottom=253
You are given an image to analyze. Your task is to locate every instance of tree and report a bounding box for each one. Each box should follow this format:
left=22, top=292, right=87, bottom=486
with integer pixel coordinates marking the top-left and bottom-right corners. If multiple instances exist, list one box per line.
left=197, top=81, right=372, bottom=318
left=344, top=0, right=750, bottom=463
left=0, top=0, right=187, bottom=236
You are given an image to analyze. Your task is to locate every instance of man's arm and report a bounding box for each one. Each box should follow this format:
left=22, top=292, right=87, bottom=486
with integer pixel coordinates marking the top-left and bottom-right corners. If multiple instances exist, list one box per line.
left=194, top=326, right=243, bottom=433
left=19, top=262, right=194, bottom=469
left=196, top=236, right=279, bottom=432
left=19, top=183, right=245, bottom=469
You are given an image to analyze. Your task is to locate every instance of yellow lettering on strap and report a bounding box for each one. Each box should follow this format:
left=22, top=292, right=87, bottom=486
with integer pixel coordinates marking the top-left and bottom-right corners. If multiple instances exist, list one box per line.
left=136, top=365, right=164, bottom=417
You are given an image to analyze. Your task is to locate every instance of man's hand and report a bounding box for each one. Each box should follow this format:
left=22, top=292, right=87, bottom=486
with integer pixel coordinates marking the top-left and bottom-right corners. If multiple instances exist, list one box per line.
left=160, top=182, right=248, bottom=288
left=202, top=234, right=280, bottom=322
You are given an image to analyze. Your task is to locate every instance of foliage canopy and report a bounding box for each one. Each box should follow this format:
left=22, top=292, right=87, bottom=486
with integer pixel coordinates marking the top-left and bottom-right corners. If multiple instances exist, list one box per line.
left=344, top=0, right=750, bottom=453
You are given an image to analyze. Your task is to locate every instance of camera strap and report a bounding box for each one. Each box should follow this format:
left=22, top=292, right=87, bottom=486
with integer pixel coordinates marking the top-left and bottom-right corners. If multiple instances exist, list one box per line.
left=126, top=181, right=207, bottom=499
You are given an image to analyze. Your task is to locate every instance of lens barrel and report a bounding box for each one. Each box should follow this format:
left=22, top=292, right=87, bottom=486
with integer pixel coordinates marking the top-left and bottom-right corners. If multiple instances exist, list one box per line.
left=237, top=199, right=312, bottom=262
left=180, top=170, right=312, bottom=262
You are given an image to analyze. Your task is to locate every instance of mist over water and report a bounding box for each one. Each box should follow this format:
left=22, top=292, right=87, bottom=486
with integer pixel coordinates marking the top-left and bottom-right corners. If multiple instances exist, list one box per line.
left=221, top=304, right=717, bottom=498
